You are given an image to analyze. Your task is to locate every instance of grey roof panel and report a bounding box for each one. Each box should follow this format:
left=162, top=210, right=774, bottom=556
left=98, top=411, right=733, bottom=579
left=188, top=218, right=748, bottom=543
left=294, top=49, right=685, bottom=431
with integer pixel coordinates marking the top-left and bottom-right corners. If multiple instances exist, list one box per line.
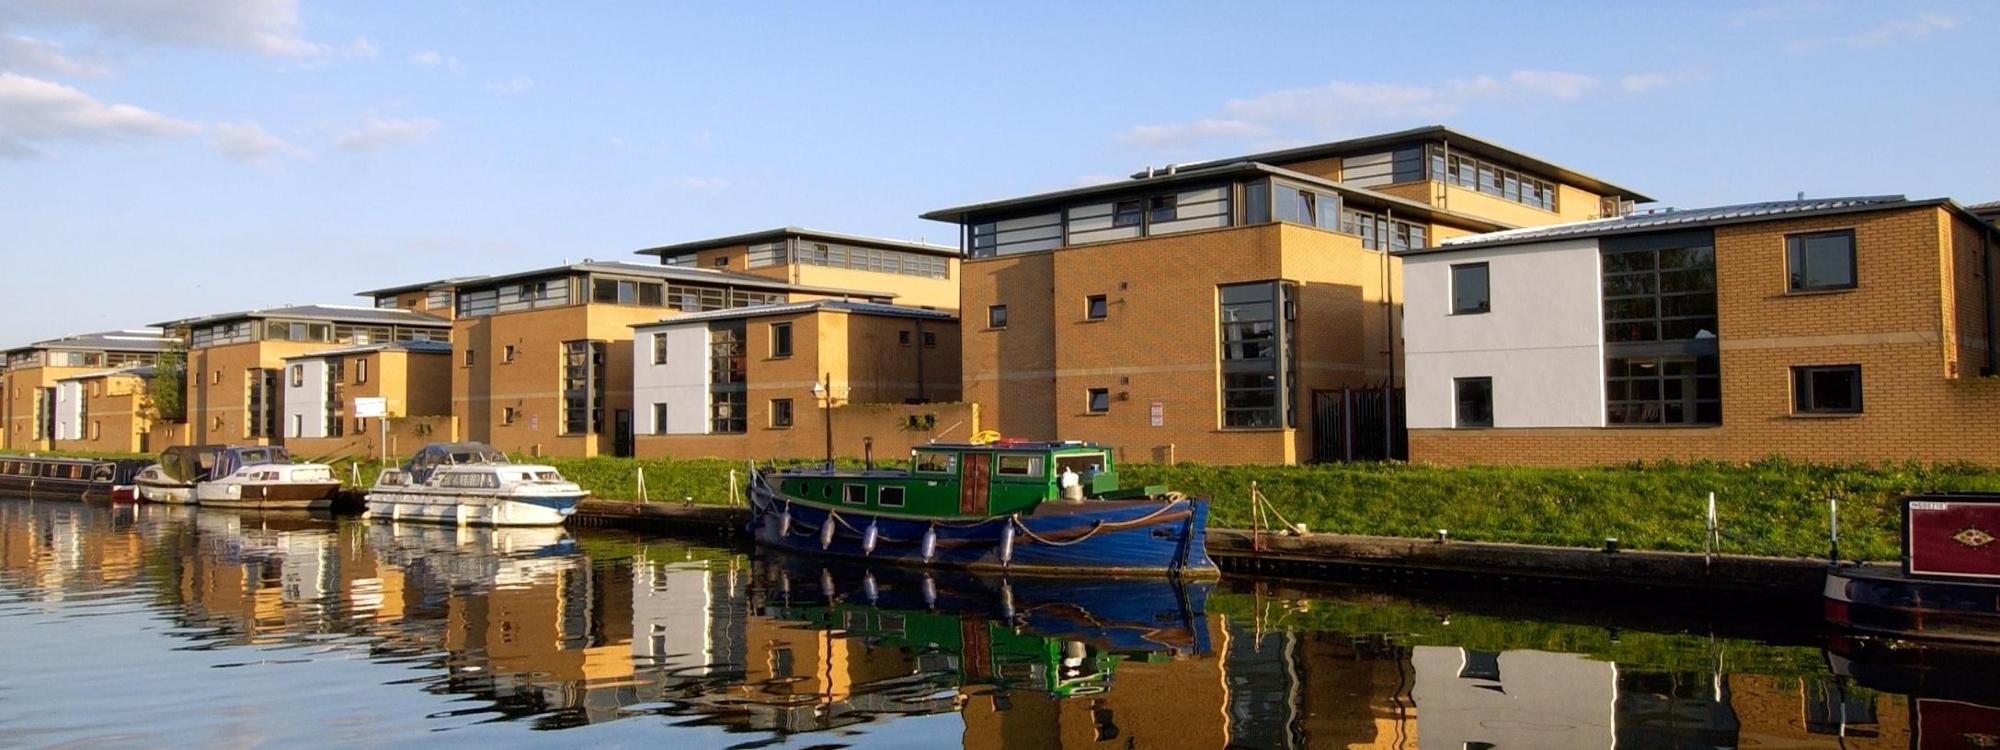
left=5, top=329, right=177, bottom=356
left=447, top=260, right=898, bottom=299
left=1411, top=195, right=1925, bottom=254
left=279, top=340, right=454, bottom=360
left=153, top=304, right=456, bottom=329
left=636, top=227, right=960, bottom=258
left=632, top=300, right=956, bottom=328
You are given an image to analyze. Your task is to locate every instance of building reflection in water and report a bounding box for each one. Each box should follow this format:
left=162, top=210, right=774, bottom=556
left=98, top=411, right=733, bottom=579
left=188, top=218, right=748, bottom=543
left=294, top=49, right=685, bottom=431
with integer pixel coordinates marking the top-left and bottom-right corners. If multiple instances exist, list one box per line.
left=0, top=498, right=1990, bottom=748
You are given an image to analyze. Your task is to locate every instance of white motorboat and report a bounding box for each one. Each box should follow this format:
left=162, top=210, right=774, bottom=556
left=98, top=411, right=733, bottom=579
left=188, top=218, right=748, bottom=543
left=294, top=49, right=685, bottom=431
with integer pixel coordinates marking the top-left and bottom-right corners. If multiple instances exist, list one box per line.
left=135, top=445, right=224, bottom=504
left=193, top=446, right=343, bottom=510
left=365, top=443, right=586, bottom=527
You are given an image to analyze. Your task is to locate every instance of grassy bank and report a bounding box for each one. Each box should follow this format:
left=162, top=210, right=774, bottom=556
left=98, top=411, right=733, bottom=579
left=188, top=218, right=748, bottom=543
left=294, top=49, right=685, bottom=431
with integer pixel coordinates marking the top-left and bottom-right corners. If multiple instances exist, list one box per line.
left=32, top=448, right=1997, bottom=560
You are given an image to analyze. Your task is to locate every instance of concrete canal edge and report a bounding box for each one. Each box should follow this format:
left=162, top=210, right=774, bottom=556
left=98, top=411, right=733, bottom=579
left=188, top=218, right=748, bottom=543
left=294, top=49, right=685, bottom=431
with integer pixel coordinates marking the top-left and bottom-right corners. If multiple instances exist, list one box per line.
left=570, top=500, right=1832, bottom=600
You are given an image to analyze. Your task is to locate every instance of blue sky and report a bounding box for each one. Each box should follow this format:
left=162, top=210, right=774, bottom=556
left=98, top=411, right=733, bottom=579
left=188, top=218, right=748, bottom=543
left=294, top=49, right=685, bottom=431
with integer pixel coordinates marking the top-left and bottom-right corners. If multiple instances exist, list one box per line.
left=2, top=1, right=1993, bottom=346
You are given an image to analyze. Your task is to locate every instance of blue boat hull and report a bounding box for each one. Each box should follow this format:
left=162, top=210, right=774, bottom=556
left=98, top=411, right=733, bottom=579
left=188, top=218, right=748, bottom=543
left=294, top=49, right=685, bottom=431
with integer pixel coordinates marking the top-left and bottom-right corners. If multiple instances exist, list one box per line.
left=749, top=483, right=1217, bottom=577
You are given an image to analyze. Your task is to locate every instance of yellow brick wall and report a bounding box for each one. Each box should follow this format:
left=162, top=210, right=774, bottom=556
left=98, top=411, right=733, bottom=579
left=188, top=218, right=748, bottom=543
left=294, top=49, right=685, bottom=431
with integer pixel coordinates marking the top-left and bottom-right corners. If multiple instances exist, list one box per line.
left=454, top=302, right=666, bottom=458
left=962, top=222, right=1400, bottom=465
left=635, top=402, right=978, bottom=461
left=50, top=373, right=153, bottom=454
left=188, top=339, right=330, bottom=446
left=1413, top=205, right=2000, bottom=467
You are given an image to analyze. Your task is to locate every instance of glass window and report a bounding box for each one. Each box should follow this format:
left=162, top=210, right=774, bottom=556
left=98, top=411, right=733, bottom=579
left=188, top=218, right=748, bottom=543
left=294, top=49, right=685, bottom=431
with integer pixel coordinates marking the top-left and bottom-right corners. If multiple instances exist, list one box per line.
left=1454, top=377, right=1493, bottom=427
left=988, top=305, right=1008, bottom=329
left=652, top=333, right=669, bottom=365
left=914, top=451, right=956, bottom=473
left=1793, top=365, right=1862, bottom=414
left=770, top=398, right=794, bottom=427
left=1087, top=388, right=1110, bottom=413
left=1787, top=230, right=1857, bottom=291
left=289, top=365, right=303, bottom=387
left=1244, top=180, right=1271, bottom=224
left=1607, top=355, right=1721, bottom=425
left=1148, top=194, right=1177, bottom=224
left=1085, top=294, right=1108, bottom=320
left=1451, top=263, right=1490, bottom=315
left=1219, top=281, right=1294, bottom=428
left=650, top=403, right=665, bottom=434
left=356, top=358, right=368, bottom=384
left=878, top=486, right=906, bottom=508
left=562, top=340, right=606, bottom=434
left=770, top=322, right=793, bottom=358
left=1112, top=199, right=1142, bottom=228
left=843, top=484, right=868, bottom=505
left=922, top=331, right=937, bottom=348
left=1602, top=233, right=1718, bottom=344
left=709, top=322, right=746, bottom=434
left=996, top=454, right=1044, bottom=477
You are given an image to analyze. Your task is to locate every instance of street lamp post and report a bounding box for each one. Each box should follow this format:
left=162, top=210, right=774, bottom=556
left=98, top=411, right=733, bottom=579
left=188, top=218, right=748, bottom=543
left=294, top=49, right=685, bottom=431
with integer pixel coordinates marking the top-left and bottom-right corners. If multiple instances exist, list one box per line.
left=810, top=373, right=833, bottom=470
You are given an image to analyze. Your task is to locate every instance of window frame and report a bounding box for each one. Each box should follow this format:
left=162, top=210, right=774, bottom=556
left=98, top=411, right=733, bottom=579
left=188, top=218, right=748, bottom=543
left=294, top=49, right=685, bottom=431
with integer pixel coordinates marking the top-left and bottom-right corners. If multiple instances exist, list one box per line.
left=770, top=397, right=794, bottom=428
left=1085, top=294, right=1108, bottom=320
left=987, top=304, right=1008, bottom=329
left=995, top=454, right=1045, bottom=478
left=1791, top=364, right=1863, bottom=415
left=878, top=486, right=906, bottom=508
left=770, top=322, right=794, bottom=358
left=1086, top=387, right=1111, bottom=414
left=1454, top=376, right=1494, bottom=428
left=842, top=483, right=868, bottom=505
left=1450, top=262, right=1491, bottom=315
left=914, top=451, right=956, bottom=474
left=1785, top=229, right=1858, bottom=293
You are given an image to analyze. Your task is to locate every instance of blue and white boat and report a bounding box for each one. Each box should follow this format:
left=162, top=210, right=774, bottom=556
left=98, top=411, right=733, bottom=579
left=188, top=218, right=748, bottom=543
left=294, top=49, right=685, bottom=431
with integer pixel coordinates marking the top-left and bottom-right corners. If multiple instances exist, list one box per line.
left=366, top=442, right=586, bottom=527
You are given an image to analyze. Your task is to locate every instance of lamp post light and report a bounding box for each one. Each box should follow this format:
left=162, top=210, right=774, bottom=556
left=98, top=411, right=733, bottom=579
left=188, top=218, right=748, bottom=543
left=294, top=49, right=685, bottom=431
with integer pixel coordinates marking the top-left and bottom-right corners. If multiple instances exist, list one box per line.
left=810, top=374, right=833, bottom=471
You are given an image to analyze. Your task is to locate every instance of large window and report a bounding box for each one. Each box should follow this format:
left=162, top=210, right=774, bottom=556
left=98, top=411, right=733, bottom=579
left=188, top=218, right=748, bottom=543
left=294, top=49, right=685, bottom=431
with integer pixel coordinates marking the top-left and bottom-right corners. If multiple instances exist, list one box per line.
left=1607, top=355, right=1720, bottom=425
left=1454, top=377, right=1493, bottom=427
left=1451, top=263, right=1490, bottom=315
left=709, top=321, right=746, bottom=434
left=1219, top=281, right=1297, bottom=428
left=1792, top=365, right=1862, bottom=414
left=1787, top=230, right=1857, bottom=292
left=246, top=369, right=277, bottom=438
left=1273, top=181, right=1339, bottom=230
left=1339, top=209, right=1429, bottom=252
left=561, top=341, right=606, bottom=435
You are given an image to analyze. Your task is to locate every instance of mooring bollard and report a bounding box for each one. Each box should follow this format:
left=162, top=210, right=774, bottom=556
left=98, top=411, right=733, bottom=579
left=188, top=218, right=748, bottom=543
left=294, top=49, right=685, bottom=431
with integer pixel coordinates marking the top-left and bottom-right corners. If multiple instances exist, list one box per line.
left=1828, top=495, right=1841, bottom=563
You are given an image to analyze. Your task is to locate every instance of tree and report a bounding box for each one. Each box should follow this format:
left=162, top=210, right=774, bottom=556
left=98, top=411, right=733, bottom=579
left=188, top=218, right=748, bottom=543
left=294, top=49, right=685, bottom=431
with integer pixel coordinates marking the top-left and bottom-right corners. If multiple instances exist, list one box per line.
left=144, top=342, right=187, bottom=422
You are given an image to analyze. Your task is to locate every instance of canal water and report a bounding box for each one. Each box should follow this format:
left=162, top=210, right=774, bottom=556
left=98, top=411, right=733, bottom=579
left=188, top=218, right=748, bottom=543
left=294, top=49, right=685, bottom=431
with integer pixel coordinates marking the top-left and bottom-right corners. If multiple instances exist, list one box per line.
left=1, top=498, right=1993, bottom=749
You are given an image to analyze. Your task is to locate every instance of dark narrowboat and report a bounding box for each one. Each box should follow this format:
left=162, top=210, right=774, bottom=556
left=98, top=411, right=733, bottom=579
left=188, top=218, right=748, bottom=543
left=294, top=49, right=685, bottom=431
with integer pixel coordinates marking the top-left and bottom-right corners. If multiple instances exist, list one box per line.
left=749, top=440, right=1216, bottom=577
left=0, top=455, right=152, bottom=500
left=1825, top=493, right=2000, bottom=644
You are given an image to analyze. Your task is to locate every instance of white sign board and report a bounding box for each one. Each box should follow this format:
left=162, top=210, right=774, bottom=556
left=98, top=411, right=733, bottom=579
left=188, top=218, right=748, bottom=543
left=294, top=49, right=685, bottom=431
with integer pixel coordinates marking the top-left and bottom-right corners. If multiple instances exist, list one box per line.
left=353, top=397, right=388, bottom=419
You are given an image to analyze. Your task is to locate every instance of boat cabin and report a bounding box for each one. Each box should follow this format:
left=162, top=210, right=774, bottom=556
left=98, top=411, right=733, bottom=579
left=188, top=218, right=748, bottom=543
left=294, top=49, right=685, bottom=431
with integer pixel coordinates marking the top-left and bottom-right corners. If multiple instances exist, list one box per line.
left=212, top=447, right=293, bottom=478
left=774, top=441, right=1148, bottom=518
left=397, top=442, right=509, bottom=484
left=158, top=445, right=228, bottom=483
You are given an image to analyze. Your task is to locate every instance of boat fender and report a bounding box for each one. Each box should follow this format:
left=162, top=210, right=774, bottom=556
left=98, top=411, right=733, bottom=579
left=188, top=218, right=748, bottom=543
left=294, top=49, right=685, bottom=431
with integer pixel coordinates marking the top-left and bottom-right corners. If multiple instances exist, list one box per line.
left=778, top=509, right=792, bottom=538
left=862, top=572, right=878, bottom=603
left=1001, top=580, right=1015, bottom=621
left=921, top=574, right=937, bottom=608
left=862, top=521, right=879, bottom=555
left=921, top=525, right=938, bottom=562
left=1000, top=520, right=1016, bottom=567
left=820, top=513, right=837, bottom=550
left=819, top=568, right=835, bottom=600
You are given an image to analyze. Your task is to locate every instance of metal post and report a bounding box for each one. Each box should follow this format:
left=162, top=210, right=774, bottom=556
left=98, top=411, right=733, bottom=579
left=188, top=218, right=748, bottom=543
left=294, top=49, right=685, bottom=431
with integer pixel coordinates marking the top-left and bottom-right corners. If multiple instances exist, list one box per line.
left=379, top=416, right=387, bottom=467
left=636, top=466, right=647, bottom=503
left=1705, top=491, right=1717, bottom=567
left=1829, top=496, right=1841, bottom=563
left=821, top=372, right=834, bottom=471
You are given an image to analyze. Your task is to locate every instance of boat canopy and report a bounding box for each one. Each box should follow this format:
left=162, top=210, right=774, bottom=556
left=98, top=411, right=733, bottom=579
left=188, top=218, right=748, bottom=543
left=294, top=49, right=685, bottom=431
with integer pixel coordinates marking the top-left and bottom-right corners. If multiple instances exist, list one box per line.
left=402, top=442, right=509, bottom=484
left=158, top=445, right=227, bottom=483
left=213, top=446, right=292, bottom=479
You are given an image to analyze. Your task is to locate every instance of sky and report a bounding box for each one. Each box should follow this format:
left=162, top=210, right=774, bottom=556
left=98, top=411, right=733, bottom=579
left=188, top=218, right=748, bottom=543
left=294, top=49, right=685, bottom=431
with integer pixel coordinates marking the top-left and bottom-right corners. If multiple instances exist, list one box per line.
left=2, top=1, right=1995, bottom=347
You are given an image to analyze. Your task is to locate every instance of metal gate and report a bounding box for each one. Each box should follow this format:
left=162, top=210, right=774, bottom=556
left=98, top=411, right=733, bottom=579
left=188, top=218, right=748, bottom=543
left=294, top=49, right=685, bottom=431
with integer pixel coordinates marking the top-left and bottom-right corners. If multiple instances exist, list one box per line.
left=1311, top=385, right=1406, bottom=462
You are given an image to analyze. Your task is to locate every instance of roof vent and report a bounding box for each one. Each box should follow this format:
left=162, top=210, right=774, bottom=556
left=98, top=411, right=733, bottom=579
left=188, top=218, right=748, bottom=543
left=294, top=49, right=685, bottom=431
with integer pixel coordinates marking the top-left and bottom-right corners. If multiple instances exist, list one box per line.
left=1145, top=166, right=1156, bottom=178
left=1164, top=163, right=1178, bottom=175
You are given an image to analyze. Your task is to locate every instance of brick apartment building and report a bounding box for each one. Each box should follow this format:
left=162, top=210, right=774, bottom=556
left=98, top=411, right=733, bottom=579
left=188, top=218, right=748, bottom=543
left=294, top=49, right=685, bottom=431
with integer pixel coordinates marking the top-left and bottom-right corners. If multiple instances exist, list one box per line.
left=50, top=365, right=158, bottom=453
left=921, top=125, right=1651, bottom=465
left=0, top=330, right=176, bottom=452
left=1401, top=195, right=2000, bottom=466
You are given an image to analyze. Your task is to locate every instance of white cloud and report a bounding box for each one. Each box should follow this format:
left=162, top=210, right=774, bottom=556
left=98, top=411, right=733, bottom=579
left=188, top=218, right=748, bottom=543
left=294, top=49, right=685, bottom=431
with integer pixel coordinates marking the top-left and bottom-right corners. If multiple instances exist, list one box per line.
left=486, top=76, right=533, bottom=95
left=1121, top=69, right=1632, bottom=148
left=211, top=121, right=309, bottom=164
left=1785, top=13, right=1960, bottom=52
left=0, top=72, right=197, bottom=157
left=342, top=36, right=377, bottom=59
left=1620, top=72, right=1672, bottom=93
left=408, top=50, right=461, bottom=71
left=3, top=0, right=325, bottom=56
left=334, top=116, right=439, bottom=154
left=678, top=176, right=730, bottom=194
left=0, top=33, right=109, bottom=77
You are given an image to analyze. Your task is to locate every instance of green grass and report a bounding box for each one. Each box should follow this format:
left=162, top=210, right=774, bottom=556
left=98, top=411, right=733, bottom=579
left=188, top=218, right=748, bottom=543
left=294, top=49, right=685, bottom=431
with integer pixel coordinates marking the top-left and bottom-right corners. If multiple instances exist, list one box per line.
left=30, top=445, right=1996, bottom=560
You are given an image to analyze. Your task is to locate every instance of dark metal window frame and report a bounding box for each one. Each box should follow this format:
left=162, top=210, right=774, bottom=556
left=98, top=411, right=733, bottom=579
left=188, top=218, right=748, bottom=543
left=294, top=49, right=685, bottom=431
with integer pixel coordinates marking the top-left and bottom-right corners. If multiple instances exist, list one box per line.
left=1085, top=294, right=1108, bottom=320
left=1786, top=229, right=1858, bottom=292
left=1453, top=376, right=1494, bottom=428
left=1791, top=364, right=1863, bottom=415
left=770, top=397, right=794, bottom=428
left=1450, top=262, right=1491, bottom=315
left=1086, top=388, right=1110, bottom=413
left=1218, top=280, right=1298, bottom=429
left=770, top=322, right=793, bottom=358
left=987, top=304, right=1008, bottom=329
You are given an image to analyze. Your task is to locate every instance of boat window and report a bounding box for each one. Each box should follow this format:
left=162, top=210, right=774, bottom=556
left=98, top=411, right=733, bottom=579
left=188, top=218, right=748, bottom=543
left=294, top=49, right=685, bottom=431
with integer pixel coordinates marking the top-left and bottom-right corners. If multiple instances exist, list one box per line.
left=913, top=451, right=956, bottom=474
left=879, top=486, right=906, bottom=508
left=822, top=483, right=833, bottom=499
left=843, top=484, right=868, bottom=505
left=1055, top=453, right=1108, bottom=476
left=995, top=455, right=1044, bottom=478
left=534, top=471, right=561, bottom=482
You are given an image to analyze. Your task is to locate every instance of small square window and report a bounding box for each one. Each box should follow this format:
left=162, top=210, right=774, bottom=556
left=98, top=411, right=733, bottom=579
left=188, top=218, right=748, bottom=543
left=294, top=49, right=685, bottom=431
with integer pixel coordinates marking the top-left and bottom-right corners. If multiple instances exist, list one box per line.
left=1787, top=230, right=1857, bottom=292
left=1451, top=263, right=1490, bottom=315
left=899, top=330, right=912, bottom=346
left=1112, top=199, right=1143, bottom=228
left=503, top=345, right=516, bottom=364
left=1085, top=294, right=1108, bottom=320
left=1149, top=194, right=1177, bottom=223
left=503, top=407, right=517, bottom=425
left=922, top=331, right=938, bottom=348
left=770, top=322, right=793, bottom=358
left=988, top=305, right=1008, bottom=329
left=843, top=483, right=868, bottom=505
left=879, top=486, right=906, bottom=507
left=1087, top=388, right=1110, bottom=413
left=1792, top=365, right=1862, bottom=414
left=712, top=256, right=729, bottom=267
left=914, top=451, right=955, bottom=473
left=770, top=398, right=794, bottom=428
left=1455, top=376, right=1493, bottom=427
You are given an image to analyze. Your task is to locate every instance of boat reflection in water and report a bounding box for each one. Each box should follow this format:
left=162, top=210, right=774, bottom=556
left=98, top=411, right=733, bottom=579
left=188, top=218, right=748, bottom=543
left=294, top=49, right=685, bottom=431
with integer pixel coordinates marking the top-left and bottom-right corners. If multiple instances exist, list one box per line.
left=3, top=497, right=2000, bottom=748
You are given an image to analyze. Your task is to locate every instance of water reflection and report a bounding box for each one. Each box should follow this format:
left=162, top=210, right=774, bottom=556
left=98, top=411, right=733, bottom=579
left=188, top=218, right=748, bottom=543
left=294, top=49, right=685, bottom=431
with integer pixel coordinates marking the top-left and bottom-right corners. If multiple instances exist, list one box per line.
left=0, top=497, right=1994, bottom=749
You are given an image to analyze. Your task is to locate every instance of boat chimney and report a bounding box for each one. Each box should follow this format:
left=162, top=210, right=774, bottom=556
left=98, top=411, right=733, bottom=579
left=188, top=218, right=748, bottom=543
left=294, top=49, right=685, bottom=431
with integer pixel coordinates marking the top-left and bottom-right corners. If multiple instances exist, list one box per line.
left=863, top=437, right=875, bottom=471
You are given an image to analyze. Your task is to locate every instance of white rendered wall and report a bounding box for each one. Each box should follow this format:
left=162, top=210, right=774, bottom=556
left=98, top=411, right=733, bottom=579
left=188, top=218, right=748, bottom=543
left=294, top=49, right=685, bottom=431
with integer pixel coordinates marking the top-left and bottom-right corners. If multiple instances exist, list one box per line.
left=283, top=360, right=329, bottom=439
left=632, top=325, right=712, bottom=435
left=53, top=381, right=81, bottom=441
left=1403, top=237, right=1606, bottom=429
